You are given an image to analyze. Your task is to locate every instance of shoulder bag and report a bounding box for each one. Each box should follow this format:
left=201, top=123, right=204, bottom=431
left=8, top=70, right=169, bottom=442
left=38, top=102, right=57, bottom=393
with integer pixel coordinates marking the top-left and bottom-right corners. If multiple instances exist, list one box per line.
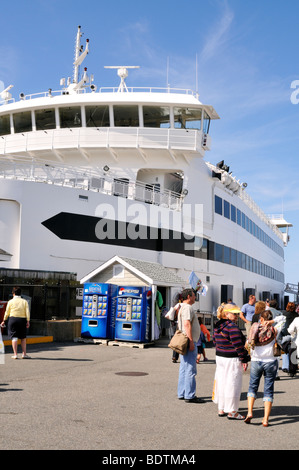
left=168, top=310, right=189, bottom=355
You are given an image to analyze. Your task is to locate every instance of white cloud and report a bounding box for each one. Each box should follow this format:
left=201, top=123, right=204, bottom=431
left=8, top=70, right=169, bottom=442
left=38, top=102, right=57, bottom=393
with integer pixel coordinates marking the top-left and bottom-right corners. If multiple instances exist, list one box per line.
left=200, top=1, right=234, bottom=62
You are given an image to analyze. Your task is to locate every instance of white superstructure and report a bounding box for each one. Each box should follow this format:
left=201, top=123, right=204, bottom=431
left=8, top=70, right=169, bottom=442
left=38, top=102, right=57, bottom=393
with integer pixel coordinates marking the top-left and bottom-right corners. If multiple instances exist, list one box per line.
left=0, top=26, right=291, bottom=312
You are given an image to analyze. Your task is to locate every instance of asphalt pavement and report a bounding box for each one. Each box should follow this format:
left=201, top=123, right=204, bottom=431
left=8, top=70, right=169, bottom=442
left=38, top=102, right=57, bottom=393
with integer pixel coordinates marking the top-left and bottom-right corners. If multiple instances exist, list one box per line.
left=1, top=339, right=298, bottom=452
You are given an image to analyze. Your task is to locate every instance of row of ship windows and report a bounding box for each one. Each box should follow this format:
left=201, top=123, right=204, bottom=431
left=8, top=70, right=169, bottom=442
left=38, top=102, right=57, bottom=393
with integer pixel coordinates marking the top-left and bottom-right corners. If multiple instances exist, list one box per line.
left=0, top=105, right=211, bottom=136
left=193, top=237, right=284, bottom=283
left=215, top=195, right=284, bottom=259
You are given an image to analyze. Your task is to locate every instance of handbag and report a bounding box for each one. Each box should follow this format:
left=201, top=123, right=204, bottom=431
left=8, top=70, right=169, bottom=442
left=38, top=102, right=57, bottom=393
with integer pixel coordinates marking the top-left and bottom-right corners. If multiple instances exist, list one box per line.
left=168, top=329, right=189, bottom=355
left=273, top=341, right=281, bottom=357
left=168, top=309, right=189, bottom=355
left=165, top=304, right=181, bottom=321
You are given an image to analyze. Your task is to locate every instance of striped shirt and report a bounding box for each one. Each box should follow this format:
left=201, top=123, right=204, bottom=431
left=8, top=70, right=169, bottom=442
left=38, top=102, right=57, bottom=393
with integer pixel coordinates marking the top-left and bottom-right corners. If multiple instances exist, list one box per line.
left=213, top=319, right=250, bottom=363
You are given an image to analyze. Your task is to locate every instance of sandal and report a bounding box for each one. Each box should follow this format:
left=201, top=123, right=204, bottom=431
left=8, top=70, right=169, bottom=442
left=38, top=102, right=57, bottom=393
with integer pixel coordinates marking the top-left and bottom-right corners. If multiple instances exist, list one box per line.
left=227, top=412, right=245, bottom=420
left=218, top=411, right=227, bottom=417
left=244, top=415, right=253, bottom=424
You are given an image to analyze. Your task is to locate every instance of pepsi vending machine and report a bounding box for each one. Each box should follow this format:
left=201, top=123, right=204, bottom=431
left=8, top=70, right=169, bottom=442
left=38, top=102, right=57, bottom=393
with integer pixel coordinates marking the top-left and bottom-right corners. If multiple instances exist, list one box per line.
left=115, top=286, right=151, bottom=343
left=81, top=283, right=118, bottom=339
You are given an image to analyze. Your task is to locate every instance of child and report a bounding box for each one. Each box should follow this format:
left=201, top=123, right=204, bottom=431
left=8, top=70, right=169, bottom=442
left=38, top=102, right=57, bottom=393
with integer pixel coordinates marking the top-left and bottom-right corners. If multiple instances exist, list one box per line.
left=196, top=316, right=210, bottom=363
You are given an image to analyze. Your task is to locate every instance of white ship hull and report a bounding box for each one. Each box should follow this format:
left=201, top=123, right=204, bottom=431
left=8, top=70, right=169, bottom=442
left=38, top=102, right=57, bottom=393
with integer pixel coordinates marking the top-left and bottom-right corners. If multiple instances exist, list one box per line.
left=0, top=155, right=285, bottom=312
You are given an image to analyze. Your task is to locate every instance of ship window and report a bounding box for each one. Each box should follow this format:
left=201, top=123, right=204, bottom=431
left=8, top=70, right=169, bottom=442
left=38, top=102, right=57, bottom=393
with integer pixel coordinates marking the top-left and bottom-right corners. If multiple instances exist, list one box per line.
left=231, top=248, right=237, bottom=266
left=223, top=246, right=230, bottom=264
left=59, top=107, right=82, bottom=128
left=201, top=238, right=208, bottom=259
left=13, top=111, right=32, bottom=133
left=252, top=222, right=256, bottom=237
left=203, top=111, right=210, bottom=134
left=253, top=258, right=257, bottom=273
left=215, top=195, right=222, bottom=215
left=231, top=205, right=236, bottom=222
left=215, top=244, right=223, bottom=262
left=241, top=253, right=246, bottom=269
left=208, top=241, right=215, bottom=261
left=237, top=209, right=242, bottom=225
left=194, top=237, right=208, bottom=259
left=113, top=105, right=139, bottom=127
left=86, top=106, right=110, bottom=127
left=224, top=200, right=230, bottom=219
left=173, top=107, right=202, bottom=130
left=35, top=108, right=56, bottom=130
left=0, top=114, right=10, bottom=135
left=143, top=106, right=170, bottom=128
left=245, top=215, right=249, bottom=231
left=241, top=212, right=246, bottom=229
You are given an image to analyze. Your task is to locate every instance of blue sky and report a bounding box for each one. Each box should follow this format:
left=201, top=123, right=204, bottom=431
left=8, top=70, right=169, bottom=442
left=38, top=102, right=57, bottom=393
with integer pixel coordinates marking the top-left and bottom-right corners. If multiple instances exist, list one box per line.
left=1, top=0, right=299, bottom=286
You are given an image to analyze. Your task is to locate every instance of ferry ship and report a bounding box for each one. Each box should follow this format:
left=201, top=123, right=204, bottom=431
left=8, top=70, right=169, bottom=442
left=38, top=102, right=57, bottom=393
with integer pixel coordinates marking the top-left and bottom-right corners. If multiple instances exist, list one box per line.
left=0, top=26, right=292, bottom=314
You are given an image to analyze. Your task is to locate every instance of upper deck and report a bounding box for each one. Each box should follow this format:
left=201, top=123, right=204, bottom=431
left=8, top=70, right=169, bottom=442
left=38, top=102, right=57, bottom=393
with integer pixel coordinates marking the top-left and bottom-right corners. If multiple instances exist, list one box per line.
left=0, top=86, right=219, bottom=162
left=0, top=26, right=219, bottom=164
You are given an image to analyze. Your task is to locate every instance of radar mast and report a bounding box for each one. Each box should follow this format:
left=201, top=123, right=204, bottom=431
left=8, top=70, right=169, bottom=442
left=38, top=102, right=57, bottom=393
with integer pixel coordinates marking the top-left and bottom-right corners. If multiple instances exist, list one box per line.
left=104, top=66, right=140, bottom=92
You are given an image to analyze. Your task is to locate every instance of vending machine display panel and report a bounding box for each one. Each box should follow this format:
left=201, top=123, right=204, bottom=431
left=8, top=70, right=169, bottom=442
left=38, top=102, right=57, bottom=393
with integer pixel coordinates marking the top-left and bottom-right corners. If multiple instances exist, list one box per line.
left=115, top=286, right=151, bottom=342
left=81, top=283, right=117, bottom=339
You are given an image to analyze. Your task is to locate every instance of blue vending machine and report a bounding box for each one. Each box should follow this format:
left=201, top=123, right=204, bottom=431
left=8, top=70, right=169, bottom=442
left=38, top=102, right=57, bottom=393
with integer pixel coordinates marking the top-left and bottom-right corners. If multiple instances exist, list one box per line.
left=115, top=286, right=151, bottom=343
left=81, top=283, right=118, bottom=339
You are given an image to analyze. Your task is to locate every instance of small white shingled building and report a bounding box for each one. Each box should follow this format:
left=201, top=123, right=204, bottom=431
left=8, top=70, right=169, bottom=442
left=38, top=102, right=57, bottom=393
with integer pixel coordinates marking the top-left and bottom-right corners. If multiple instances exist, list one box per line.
left=80, top=255, right=185, bottom=341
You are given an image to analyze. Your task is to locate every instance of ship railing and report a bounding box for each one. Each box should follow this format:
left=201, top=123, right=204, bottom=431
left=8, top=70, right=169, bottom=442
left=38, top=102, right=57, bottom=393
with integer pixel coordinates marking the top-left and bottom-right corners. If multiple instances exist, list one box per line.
left=206, top=162, right=284, bottom=241
left=0, top=127, right=204, bottom=153
left=0, top=163, right=183, bottom=211
left=0, top=86, right=197, bottom=105
left=89, top=177, right=183, bottom=210
left=239, top=190, right=283, bottom=240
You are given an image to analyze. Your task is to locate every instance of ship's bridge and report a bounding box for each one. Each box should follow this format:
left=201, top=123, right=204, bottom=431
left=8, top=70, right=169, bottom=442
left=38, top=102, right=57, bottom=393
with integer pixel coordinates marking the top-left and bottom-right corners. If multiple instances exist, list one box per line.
left=0, top=89, right=219, bottom=167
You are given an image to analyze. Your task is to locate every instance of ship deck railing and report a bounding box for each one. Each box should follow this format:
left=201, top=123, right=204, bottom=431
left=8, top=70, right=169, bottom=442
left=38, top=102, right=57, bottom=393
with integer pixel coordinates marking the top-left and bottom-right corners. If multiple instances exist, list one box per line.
left=206, top=162, right=284, bottom=241
left=0, top=163, right=183, bottom=211
left=0, top=127, right=207, bottom=154
left=0, top=86, right=198, bottom=105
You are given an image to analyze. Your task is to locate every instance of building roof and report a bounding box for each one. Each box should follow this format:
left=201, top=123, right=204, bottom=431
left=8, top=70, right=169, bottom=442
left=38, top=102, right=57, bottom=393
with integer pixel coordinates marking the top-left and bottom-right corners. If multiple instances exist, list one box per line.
left=80, top=255, right=185, bottom=287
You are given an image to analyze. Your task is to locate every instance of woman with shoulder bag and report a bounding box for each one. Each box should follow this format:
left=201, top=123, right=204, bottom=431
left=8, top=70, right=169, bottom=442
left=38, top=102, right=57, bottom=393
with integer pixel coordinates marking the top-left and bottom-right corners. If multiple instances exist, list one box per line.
left=245, top=310, right=284, bottom=427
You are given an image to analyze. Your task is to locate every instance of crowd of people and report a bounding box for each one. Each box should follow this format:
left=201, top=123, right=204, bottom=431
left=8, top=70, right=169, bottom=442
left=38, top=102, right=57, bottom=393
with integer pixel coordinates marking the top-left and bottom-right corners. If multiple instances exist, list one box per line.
left=2, top=285, right=298, bottom=427
left=167, top=289, right=298, bottom=427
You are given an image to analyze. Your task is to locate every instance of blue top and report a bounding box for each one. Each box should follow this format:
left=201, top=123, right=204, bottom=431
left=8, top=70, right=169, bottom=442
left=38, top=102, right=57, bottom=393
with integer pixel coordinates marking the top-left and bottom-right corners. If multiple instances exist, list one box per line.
left=241, top=303, right=255, bottom=321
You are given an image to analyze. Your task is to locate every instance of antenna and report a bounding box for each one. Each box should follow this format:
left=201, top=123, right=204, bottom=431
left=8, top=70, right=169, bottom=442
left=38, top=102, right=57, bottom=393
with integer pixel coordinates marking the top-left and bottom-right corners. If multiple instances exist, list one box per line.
left=104, top=66, right=140, bottom=92
left=166, top=57, right=170, bottom=88
left=195, top=53, right=199, bottom=98
left=73, top=25, right=89, bottom=84
left=60, top=26, right=93, bottom=94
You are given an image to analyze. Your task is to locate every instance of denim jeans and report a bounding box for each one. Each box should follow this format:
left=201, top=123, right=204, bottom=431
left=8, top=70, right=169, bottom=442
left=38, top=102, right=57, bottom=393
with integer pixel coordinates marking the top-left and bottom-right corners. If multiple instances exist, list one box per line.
left=177, top=346, right=197, bottom=399
left=247, top=360, right=278, bottom=402
left=282, top=352, right=289, bottom=370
